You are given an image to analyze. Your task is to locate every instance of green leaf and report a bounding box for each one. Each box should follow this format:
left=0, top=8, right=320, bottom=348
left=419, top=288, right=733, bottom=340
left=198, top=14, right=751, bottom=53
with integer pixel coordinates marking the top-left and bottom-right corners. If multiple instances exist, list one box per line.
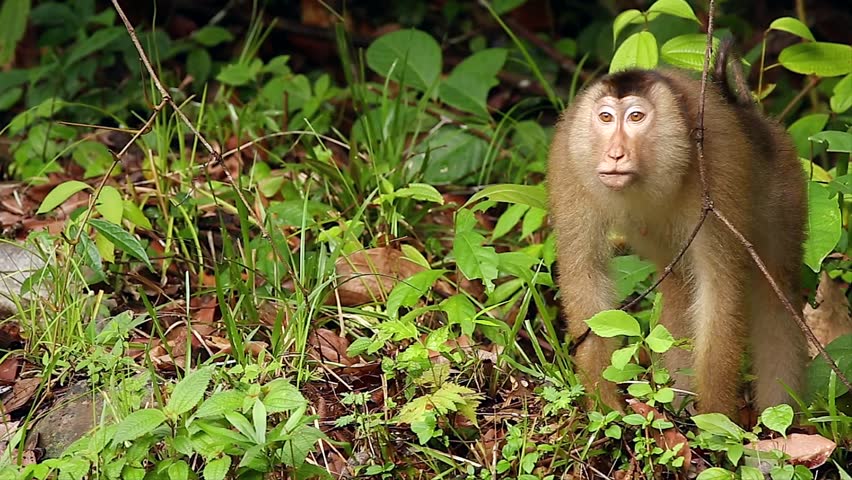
left=203, top=457, right=231, bottom=480
left=779, top=42, right=852, bottom=77
left=113, top=409, right=167, bottom=444
left=195, top=390, right=244, bottom=418
left=440, top=48, right=507, bottom=117
left=760, top=404, right=793, bottom=435
left=387, top=269, right=446, bottom=319
left=831, top=74, right=852, bottom=114
left=95, top=186, right=123, bottom=224
left=768, top=17, right=815, bottom=41
left=787, top=114, right=829, bottom=157
left=387, top=183, right=445, bottom=204
left=610, top=31, right=658, bottom=73
left=89, top=218, right=153, bottom=269
left=806, top=333, right=852, bottom=399
left=453, top=229, right=499, bottom=292
left=661, top=34, right=719, bottom=71
left=692, top=413, right=744, bottom=439
left=66, top=27, right=123, bottom=66
left=586, top=310, right=642, bottom=338
left=466, top=184, right=548, bottom=210
left=647, top=0, right=699, bottom=22
left=0, top=0, right=30, bottom=64
left=166, top=367, right=212, bottom=417
left=123, top=200, right=152, bottom=230
left=612, top=9, right=643, bottom=45
left=809, top=131, right=852, bottom=154
left=611, top=344, right=639, bottom=370
left=492, top=203, right=529, bottom=241
left=263, top=378, right=308, bottom=413
left=739, top=466, right=764, bottom=480
left=37, top=180, right=91, bottom=214
left=610, top=255, right=655, bottom=299
left=281, top=426, right=325, bottom=467
left=803, top=182, right=841, bottom=272
left=71, top=140, right=113, bottom=178
left=192, top=26, right=234, bottom=47
left=187, top=48, right=212, bottom=84
left=441, top=294, right=477, bottom=336
left=492, top=0, right=526, bottom=14
left=654, top=387, right=675, bottom=403
left=646, top=324, right=675, bottom=353
left=626, top=382, right=653, bottom=398
left=168, top=460, right=189, bottom=480
left=412, top=127, right=489, bottom=185
left=366, top=29, right=441, bottom=91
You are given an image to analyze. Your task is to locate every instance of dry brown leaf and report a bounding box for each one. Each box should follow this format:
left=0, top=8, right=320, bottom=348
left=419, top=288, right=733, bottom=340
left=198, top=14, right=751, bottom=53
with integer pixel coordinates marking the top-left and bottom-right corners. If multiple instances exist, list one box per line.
left=804, top=271, right=852, bottom=357
left=748, top=433, right=836, bottom=468
left=332, top=247, right=424, bottom=306
left=627, top=399, right=691, bottom=469
left=2, top=377, right=40, bottom=413
left=309, top=328, right=356, bottom=366
left=0, top=356, right=20, bottom=384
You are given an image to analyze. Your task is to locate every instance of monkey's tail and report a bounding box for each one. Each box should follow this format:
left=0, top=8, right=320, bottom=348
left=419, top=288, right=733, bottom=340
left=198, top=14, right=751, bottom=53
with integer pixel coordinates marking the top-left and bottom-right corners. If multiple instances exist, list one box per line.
left=715, top=37, right=753, bottom=106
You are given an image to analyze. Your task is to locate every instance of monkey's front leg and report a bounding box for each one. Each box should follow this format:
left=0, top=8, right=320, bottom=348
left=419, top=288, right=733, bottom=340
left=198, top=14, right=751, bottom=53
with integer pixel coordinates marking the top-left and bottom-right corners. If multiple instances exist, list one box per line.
left=690, top=234, right=749, bottom=417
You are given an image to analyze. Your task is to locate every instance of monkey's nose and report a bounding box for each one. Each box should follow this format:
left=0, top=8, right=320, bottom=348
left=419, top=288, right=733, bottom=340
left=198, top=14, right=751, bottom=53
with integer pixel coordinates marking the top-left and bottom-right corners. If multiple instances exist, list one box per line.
left=607, top=151, right=625, bottom=161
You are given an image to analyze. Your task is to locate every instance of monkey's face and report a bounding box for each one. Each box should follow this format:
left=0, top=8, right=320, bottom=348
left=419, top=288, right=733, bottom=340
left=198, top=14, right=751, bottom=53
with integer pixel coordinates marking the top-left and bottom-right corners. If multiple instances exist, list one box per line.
left=591, top=95, right=655, bottom=191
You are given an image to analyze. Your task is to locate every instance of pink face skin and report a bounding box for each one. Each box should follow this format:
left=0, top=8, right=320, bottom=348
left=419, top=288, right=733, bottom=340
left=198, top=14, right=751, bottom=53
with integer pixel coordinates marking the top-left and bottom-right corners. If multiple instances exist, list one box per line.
left=592, top=95, right=655, bottom=191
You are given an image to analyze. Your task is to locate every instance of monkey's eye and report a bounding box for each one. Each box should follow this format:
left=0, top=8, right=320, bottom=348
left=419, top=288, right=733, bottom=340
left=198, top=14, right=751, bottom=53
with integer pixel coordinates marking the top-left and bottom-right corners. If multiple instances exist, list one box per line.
left=598, top=112, right=614, bottom=123
left=628, top=111, right=646, bottom=122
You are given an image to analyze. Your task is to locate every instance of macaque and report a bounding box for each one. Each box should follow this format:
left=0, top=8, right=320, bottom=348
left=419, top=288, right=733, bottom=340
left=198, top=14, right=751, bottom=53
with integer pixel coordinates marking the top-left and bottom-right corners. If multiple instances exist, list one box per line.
left=547, top=59, right=807, bottom=417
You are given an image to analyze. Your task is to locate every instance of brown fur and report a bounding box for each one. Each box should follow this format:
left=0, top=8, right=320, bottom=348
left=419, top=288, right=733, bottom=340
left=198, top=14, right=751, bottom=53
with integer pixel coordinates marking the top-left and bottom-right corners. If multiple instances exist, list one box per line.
left=548, top=68, right=807, bottom=417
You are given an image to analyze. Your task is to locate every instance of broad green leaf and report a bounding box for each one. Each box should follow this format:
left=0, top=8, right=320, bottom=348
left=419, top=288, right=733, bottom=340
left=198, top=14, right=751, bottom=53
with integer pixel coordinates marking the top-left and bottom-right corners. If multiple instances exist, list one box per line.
left=610, top=255, right=655, bottom=299
left=492, top=203, right=529, bottom=241
left=809, top=131, right=852, bottom=154
left=603, top=363, right=645, bottom=382
left=113, top=409, right=167, bottom=444
left=123, top=200, right=152, bottom=230
left=611, top=344, right=639, bottom=370
left=89, top=218, right=153, bottom=269
left=440, top=48, right=507, bottom=117
left=192, top=26, right=234, bottom=47
left=779, top=42, right=852, bottom=77
left=801, top=158, right=831, bottom=183
left=654, top=387, right=675, bottom=403
left=739, top=466, right=764, bottom=480
left=387, top=269, right=446, bottom=319
left=692, top=413, right=744, bottom=439
left=760, top=404, right=793, bottom=435
left=366, top=29, right=441, bottom=91
left=281, top=426, right=325, bottom=467
left=831, top=74, right=852, bottom=114
left=466, top=184, right=548, bottom=210
left=661, top=34, right=719, bottom=71
left=804, top=182, right=842, bottom=272
left=646, top=324, right=675, bottom=353
left=788, top=114, right=829, bottom=157
left=71, top=140, right=113, bottom=178
left=411, top=127, right=488, bottom=185
left=626, top=382, right=653, bottom=398
left=187, top=49, right=212, bottom=84
left=768, top=17, right=815, bottom=41
left=492, top=0, right=526, bottom=14
left=203, top=457, right=231, bottom=480
left=388, top=183, right=444, bottom=204
left=647, top=0, right=699, bottom=22
left=66, top=27, right=123, bottom=66
left=806, top=333, right=852, bottom=399
left=0, top=0, right=30, bottom=64
left=166, top=367, right=212, bottom=417
left=610, top=31, right=658, bottom=73
left=37, top=180, right=91, bottom=214
left=216, top=58, right=263, bottom=86
left=252, top=399, right=267, bottom=445
left=263, top=378, right=308, bottom=413
left=195, top=390, right=244, bottom=418
left=612, top=9, right=643, bottom=45
left=453, top=229, right=498, bottom=292
left=586, top=310, right=642, bottom=338
left=168, top=461, right=189, bottom=480
left=441, top=294, right=477, bottom=336
left=95, top=186, right=123, bottom=224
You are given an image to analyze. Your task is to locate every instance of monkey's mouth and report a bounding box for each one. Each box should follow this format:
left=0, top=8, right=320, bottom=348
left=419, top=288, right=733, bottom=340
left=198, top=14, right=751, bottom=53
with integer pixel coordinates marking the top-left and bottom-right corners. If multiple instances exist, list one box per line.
left=597, top=171, right=636, bottom=190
